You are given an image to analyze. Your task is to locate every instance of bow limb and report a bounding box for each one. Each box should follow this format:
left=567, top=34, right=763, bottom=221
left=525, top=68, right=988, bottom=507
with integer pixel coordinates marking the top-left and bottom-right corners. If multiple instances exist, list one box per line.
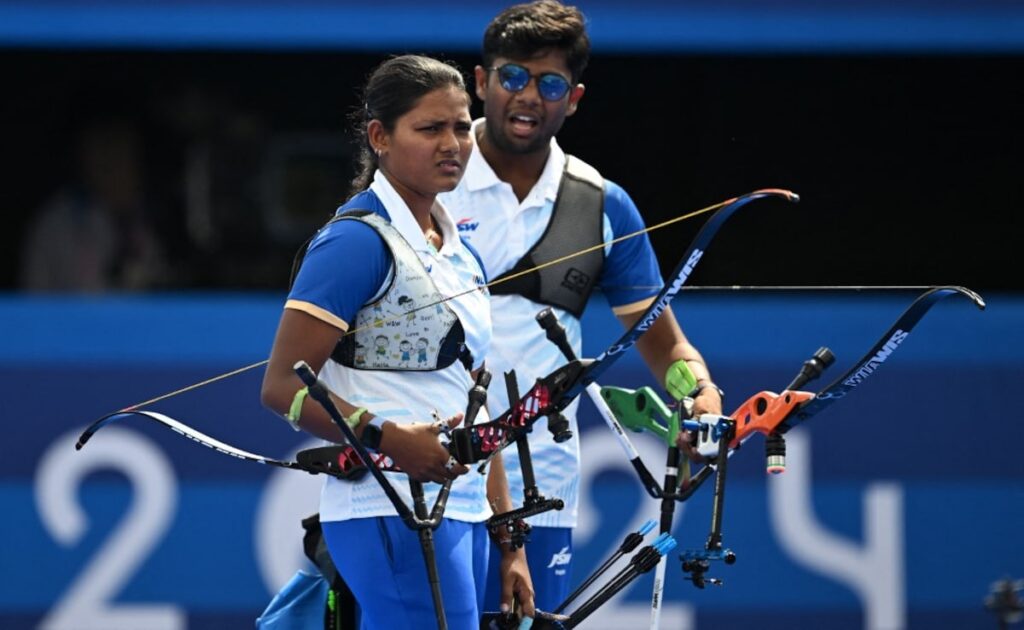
left=76, top=410, right=309, bottom=469
left=75, top=409, right=401, bottom=477
left=576, top=188, right=799, bottom=391
left=649, top=286, right=987, bottom=460
left=591, top=285, right=986, bottom=491
left=730, top=284, right=985, bottom=443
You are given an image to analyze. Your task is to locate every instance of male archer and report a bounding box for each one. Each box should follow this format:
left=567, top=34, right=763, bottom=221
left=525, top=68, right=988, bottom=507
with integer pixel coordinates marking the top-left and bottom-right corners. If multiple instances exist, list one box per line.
left=439, top=0, right=724, bottom=611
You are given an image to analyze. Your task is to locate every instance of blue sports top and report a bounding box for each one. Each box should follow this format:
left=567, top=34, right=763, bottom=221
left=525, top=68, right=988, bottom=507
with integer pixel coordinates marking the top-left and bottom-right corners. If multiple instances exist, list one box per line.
left=287, top=171, right=493, bottom=523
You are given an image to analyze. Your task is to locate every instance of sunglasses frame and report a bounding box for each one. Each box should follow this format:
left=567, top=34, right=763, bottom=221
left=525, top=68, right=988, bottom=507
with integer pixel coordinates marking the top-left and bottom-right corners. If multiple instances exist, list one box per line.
left=487, top=63, right=573, bottom=102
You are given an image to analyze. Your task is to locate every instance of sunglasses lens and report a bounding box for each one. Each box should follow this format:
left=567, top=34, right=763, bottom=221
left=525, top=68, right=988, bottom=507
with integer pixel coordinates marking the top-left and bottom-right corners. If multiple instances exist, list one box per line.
left=538, top=74, right=570, bottom=101
left=498, top=64, right=530, bottom=92
left=496, top=64, right=571, bottom=101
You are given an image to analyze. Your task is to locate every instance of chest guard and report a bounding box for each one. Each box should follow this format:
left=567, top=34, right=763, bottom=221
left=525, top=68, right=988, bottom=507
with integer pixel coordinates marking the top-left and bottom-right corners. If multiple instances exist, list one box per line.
left=292, top=211, right=472, bottom=372
left=489, top=155, right=605, bottom=318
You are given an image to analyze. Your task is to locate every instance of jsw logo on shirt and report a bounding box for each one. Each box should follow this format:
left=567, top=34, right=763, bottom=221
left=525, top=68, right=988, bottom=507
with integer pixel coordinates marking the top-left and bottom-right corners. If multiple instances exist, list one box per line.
left=547, top=546, right=572, bottom=575
left=457, top=218, right=480, bottom=233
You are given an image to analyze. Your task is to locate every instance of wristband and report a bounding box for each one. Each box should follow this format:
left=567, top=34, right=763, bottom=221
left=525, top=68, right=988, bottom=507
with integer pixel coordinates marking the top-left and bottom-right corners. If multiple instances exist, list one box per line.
left=345, top=407, right=368, bottom=429
left=665, top=359, right=698, bottom=401
left=361, top=421, right=384, bottom=451
left=285, top=386, right=309, bottom=431
left=362, top=415, right=389, bottom=450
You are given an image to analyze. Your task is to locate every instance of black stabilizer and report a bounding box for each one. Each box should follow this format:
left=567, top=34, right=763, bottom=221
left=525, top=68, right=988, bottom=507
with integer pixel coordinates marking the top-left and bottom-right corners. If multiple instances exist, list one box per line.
left=547, top=411, right=573, bottom=443
left=465, top=371, right=492, bottom=427
left=453, top=371, right=492, bottom=464
left=537, top=308, right=577, bottom=362
left=765, top=432, right=787, bottom=473
left=768, top=346, right=835, bottom=471
left=785, top=346, right=836, bottom=391
left=535, top=309, right=576, bottom=442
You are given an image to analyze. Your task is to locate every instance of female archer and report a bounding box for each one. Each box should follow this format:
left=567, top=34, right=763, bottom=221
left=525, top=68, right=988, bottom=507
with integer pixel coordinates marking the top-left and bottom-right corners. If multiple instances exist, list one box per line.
left=261, top=54, right=534, bottom=628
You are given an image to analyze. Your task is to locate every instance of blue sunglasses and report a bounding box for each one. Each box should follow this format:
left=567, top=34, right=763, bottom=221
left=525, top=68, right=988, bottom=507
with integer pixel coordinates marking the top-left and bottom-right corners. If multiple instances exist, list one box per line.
left=488, top=63, right=572, bottom=102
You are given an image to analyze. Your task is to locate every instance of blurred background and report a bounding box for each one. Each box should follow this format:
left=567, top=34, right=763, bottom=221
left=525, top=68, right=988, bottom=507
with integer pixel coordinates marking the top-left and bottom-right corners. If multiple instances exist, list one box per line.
left=1, top=1, right=1022, bottom=629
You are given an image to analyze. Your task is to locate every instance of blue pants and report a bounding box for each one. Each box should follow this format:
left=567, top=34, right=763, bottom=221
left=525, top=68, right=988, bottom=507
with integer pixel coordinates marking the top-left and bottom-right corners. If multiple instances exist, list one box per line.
left=323, top=517, right=489, bottom=630
left=484, top=526, right=572, bottom=614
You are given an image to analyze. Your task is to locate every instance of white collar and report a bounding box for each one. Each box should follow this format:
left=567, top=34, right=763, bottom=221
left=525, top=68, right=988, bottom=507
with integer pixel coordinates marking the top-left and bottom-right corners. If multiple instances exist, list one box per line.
left=369, top=170, right=460, bottom=256
left=463, top=118, right=565, bottom=206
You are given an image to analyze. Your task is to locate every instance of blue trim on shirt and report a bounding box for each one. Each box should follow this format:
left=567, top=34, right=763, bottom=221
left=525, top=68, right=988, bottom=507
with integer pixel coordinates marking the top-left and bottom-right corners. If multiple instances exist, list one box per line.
left=460, top=237, right=489, bottom=283
left=600, top=179, right=664, bottom=307
left=288, top=190, right=393, bottom=327
left=335, top=189, right=392, bottom=221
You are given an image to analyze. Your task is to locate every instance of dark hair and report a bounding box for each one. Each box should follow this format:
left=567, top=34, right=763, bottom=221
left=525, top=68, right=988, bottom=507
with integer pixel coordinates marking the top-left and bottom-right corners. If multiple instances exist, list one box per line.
left=348, top=54, right=467, bottom=196
left=482, top=0, right=590, bottom=83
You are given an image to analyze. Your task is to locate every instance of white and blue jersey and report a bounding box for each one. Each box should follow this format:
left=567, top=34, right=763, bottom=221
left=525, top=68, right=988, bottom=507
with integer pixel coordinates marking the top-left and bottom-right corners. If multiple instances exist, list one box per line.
left=439, top=123, right=663, bottom=530
left=287, top=170, right=493, bottom=524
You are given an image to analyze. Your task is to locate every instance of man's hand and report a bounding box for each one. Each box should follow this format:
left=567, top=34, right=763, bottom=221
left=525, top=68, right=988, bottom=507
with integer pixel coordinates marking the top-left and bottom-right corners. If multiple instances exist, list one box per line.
left=691, top=384, right=723, bottom=417
left=500, top=546, right=535, bottom=620
left=676, top=385, right=724, bottom=469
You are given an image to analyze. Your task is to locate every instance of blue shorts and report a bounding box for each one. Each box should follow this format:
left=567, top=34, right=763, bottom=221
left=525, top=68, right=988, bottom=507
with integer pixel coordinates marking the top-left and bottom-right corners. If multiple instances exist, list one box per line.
left=323, top=517, right=489, bottom=630
left=484, top=526, right=573, bottom=614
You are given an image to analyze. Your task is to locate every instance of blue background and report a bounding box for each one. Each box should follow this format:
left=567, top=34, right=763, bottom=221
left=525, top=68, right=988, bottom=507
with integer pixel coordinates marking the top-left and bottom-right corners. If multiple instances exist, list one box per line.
left=1, top=0, right=1023, bottom=52
left=2, top=290, right=1020, bottom=629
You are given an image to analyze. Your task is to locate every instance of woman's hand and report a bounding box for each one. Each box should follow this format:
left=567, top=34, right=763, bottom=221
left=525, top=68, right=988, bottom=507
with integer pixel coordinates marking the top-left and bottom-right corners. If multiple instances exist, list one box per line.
left=499, top=546, right=535, bottom=620
left=378, top=413, right=469, bottom=483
